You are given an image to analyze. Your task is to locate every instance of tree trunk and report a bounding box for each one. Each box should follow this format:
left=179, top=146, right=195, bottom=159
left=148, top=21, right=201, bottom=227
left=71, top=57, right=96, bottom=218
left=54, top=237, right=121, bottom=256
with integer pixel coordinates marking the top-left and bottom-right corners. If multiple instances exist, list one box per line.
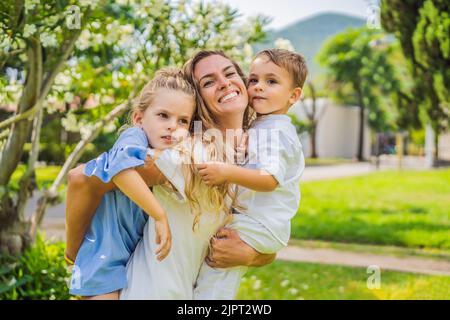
left=0, top=39, right=42, bottom=255
left=306, top=82, right=319, bottom=159
left=434, top=127, right=439, bottom=166
left=310, top=121, right=318, bottom=158
left=356, top=89, right=365, bottom=161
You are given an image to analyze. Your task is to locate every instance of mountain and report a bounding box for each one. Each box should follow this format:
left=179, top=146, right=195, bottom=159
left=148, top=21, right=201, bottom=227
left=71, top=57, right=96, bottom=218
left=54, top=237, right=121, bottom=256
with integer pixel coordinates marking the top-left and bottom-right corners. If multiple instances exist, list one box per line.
left=254, top=13, right=366, bottom=79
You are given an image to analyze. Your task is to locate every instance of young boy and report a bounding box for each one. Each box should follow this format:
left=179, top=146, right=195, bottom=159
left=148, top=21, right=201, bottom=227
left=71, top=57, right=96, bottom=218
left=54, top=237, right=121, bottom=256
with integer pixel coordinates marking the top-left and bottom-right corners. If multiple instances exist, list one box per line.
left=194, top=49, right=307, bottom=299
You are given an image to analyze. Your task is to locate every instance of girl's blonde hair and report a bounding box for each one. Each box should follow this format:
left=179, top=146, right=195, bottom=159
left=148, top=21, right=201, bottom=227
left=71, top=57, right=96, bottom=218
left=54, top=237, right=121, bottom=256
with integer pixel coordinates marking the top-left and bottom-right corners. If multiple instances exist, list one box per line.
left=126, top=67, right=196, bottom=129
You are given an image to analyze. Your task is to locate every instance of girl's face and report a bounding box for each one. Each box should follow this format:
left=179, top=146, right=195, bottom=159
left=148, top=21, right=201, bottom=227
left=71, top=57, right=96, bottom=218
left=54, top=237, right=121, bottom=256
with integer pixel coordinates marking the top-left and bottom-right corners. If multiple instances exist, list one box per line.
left=194, top=55, right=248, bottom=125
left=133, top=88, right=195, bottom=150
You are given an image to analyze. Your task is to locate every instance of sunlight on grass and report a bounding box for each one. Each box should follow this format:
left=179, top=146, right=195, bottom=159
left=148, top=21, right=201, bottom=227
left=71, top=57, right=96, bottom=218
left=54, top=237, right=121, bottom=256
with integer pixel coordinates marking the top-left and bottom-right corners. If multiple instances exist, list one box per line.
left=237, top=261, right=450, bottom=300
left=293, top=169, right=450, bottom=249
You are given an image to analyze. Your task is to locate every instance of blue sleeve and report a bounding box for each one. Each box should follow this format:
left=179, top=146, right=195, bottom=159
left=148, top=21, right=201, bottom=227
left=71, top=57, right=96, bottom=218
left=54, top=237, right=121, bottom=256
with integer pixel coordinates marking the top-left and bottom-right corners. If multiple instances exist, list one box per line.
left=83, top=127, right=149, bottom=183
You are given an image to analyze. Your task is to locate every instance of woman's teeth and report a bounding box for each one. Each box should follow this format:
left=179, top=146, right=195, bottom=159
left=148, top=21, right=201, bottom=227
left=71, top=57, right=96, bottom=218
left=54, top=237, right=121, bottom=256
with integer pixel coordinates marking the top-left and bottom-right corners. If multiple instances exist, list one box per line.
left=219, top=91, right=238, bottom=103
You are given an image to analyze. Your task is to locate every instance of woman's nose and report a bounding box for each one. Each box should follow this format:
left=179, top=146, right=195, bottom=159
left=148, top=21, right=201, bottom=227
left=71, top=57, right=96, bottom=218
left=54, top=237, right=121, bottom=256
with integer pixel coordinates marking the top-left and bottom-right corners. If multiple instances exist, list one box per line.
left=217, top=75, right=231, bottom=89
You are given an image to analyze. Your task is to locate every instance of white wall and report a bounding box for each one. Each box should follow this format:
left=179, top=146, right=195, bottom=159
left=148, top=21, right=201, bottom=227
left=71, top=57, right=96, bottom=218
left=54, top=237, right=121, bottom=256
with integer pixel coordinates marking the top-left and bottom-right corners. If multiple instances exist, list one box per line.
left=439, top=132, right=450, bottom=160
left=289, top=98, right=371, bottom=159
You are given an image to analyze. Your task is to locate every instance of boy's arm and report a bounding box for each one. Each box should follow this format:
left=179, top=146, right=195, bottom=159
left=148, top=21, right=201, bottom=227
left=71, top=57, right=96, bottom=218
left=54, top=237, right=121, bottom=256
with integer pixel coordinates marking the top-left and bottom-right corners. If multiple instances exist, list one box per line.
left=226, top=165, right=278, bottom=192
left=197, top=163, right=278, bottom=192
left=65, top=157, right=166, bottom=262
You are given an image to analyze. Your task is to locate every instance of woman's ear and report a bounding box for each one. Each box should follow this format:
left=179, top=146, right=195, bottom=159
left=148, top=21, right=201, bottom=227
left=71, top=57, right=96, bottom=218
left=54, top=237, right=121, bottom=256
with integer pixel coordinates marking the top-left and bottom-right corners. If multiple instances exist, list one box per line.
left=289, top=87, right=302, bottom=105
left=132, top=110, right=143, bottom=127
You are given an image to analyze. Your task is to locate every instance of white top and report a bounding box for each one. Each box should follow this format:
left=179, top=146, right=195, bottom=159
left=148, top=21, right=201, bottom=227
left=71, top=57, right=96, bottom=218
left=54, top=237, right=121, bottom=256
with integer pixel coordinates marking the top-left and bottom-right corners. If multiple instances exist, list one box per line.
left=237, top=114, right=305, bottom=245
left=120, top=145, right=226, bottom=299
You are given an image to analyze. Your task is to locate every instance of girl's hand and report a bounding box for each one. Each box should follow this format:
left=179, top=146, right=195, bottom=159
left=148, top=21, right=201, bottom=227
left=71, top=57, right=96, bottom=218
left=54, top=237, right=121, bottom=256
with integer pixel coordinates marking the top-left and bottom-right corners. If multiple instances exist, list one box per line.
left=154, top=216, right=172, bottom=261
left=196, top=162, right=232, bottom=186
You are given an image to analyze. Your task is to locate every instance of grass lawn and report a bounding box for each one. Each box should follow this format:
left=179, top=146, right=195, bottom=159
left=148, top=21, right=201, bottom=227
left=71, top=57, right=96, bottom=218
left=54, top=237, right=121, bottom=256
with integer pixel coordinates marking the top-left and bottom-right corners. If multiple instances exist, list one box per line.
left=237, top=260, right=450, bottom=300
left=292, top=169, right=450, bottom=250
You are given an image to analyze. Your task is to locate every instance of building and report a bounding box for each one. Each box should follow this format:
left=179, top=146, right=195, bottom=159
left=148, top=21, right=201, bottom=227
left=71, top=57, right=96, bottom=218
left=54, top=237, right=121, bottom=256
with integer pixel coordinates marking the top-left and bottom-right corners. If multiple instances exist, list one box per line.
left=289, top=98, right=371, bottom=159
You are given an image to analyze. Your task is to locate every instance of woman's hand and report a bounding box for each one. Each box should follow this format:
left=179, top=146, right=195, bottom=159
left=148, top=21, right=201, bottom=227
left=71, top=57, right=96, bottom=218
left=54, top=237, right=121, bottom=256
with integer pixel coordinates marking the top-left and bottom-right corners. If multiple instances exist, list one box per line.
left=154, top=216, right=172, bottom=261
left=206, top=228, right=276, bottom=268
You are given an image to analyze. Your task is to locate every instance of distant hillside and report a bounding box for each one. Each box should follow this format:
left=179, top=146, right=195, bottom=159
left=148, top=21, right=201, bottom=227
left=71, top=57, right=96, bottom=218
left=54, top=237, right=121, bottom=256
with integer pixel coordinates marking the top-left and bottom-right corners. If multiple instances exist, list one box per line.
left=254, top=13, right=366, bottom=79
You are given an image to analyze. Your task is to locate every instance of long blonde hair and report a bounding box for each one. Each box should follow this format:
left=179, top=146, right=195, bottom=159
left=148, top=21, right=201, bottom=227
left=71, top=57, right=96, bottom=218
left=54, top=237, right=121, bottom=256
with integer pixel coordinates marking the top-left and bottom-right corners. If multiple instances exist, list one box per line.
left=180, top=51, right=252, bottom=231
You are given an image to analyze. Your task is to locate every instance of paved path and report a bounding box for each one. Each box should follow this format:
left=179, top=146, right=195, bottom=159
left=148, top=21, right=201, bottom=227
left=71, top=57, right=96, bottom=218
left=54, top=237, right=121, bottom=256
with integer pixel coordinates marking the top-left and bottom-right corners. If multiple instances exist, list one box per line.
left=276, top=246, right=450, bottom=276
left=301, top=155, right=429, bottom=182
left=301, top=162, right=374, bottom=181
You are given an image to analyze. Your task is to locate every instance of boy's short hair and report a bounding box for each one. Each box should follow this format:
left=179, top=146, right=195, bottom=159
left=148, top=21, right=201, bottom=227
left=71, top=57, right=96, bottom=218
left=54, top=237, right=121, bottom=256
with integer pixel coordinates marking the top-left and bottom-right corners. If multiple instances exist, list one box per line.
left=255, top=49, right=308, bottom=89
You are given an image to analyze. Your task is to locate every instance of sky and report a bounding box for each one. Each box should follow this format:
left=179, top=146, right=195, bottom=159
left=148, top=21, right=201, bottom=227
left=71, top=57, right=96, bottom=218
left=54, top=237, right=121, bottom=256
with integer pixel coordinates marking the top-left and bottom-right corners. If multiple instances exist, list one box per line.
left=204, top=0, right=379, bottom=30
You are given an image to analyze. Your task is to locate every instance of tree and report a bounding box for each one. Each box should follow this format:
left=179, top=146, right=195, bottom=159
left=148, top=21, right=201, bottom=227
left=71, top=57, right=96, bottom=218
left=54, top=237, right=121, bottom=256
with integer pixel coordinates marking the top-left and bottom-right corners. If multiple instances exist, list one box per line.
left=381, top=0, right=450, bottom=161
left=299, top=82, right=326, bottom=158
left=317, top=27, right=399, bottom=161
left=0, top=0, right=268, bottom=255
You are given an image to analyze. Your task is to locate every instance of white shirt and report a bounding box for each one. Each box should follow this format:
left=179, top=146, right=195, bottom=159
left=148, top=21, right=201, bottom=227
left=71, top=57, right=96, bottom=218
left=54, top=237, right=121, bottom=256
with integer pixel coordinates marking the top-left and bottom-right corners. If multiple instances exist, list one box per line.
left=237, top=114, right=305, bottom=245
left=120, top=146, right=226, bottom=299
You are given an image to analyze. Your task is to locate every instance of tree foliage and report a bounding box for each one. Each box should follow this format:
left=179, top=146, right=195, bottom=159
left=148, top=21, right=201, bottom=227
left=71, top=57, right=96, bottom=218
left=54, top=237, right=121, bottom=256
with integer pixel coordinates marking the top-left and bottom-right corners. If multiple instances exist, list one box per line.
left=317, top=27, right=400, bottom=160
left=381, top=0, right=450, bottom=155
left=0, top=0, right=268, bottom=254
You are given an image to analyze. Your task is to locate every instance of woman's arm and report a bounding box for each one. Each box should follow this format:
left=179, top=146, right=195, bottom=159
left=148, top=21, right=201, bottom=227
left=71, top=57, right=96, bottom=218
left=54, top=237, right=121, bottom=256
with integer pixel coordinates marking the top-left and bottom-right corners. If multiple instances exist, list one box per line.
left=205, top=228, right=276, bottom=268
left=65, top=157, right=166, bottom=262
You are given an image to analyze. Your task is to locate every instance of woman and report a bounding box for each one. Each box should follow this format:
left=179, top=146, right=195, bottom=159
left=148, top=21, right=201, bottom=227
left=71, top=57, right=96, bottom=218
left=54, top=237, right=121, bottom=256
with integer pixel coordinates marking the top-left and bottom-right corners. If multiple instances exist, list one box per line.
left=65, top=50, right=275, bottom=299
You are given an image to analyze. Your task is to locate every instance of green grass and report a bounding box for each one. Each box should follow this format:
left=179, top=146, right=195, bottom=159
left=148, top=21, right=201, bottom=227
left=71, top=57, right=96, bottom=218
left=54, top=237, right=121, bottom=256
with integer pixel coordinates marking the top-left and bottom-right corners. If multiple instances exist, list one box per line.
left=237, top=260, right=450, bottom=300
left=292, top=169, right=450, bottom=250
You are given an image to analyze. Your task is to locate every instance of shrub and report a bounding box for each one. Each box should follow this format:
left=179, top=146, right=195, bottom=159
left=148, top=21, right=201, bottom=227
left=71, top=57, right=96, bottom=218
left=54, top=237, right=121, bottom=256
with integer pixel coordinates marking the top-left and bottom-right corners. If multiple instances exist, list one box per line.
left=0, top=234, right=71, bottom=300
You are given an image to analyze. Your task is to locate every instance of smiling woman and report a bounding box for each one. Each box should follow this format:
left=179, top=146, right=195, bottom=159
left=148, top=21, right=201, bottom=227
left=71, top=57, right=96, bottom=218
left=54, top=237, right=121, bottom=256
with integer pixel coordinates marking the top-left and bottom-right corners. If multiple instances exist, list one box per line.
left=186, top=51, right=252, bottom=132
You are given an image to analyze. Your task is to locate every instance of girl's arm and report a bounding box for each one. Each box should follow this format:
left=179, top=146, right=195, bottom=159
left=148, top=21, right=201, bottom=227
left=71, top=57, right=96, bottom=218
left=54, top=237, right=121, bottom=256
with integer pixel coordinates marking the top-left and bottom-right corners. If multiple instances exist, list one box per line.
left=65, top=157, right=166, bottom=262
left=197, top=163, right=278, bottom=192
left=112, top=168, right=171, bottom=260
left=112, top=169, right=166, bottom=221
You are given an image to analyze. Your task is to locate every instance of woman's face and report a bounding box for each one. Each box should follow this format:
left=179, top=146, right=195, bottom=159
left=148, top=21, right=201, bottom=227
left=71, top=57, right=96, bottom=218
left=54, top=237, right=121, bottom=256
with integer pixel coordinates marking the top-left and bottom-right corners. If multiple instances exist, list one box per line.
left=193, top=55, right=248, bottom=123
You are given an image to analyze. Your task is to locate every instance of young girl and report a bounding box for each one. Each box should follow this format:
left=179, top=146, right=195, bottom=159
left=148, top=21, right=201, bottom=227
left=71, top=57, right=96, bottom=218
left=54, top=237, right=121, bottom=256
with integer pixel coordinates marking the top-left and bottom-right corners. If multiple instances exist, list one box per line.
left=68, top=68, right=197, bottom=299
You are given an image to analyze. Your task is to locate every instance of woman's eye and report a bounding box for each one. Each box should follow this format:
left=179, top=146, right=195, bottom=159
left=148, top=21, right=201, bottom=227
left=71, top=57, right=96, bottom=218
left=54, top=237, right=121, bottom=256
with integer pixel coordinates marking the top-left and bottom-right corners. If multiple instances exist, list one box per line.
left=203, top=80, right=213, bottom=87
left=226, top=72, right=236, bottom=77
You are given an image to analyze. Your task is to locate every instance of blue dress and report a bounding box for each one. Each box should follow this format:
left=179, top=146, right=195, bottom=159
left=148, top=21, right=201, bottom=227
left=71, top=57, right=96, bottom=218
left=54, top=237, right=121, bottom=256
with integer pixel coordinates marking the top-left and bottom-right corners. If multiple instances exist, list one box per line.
left=69, top=127, right=151, bottom=296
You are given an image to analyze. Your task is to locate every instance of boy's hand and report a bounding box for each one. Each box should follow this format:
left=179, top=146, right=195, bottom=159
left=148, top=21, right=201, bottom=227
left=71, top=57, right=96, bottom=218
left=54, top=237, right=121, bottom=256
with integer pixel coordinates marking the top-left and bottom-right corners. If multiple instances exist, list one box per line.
left=154, top=216, right=172, bottom=261
left=196, top=162, right=232, bottom=186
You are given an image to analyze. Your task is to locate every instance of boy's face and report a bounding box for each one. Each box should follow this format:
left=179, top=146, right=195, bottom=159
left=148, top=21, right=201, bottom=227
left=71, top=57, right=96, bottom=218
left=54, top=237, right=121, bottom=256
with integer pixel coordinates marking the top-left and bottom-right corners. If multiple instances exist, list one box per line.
left=134, top=88, right=195, bottom=150
left=248, top=56, right=301, bottom=115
